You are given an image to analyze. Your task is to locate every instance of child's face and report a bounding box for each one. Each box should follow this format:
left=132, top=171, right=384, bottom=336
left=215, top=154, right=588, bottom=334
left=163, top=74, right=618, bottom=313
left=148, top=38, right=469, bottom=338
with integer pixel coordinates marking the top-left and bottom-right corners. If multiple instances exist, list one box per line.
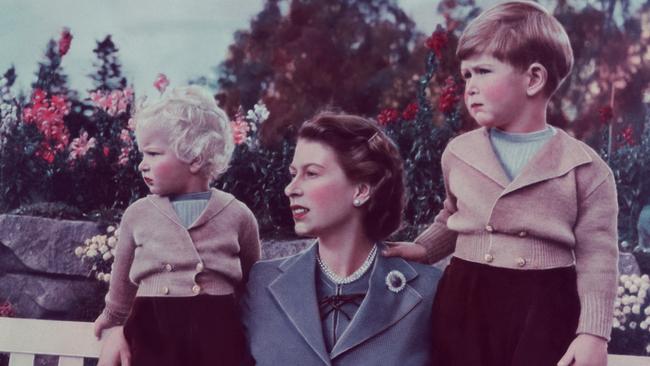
left=285, top=139, right=362, bottom=238
left=460, top=53, right=529, bottom=132
left=136, top=124, right=196, bottom=196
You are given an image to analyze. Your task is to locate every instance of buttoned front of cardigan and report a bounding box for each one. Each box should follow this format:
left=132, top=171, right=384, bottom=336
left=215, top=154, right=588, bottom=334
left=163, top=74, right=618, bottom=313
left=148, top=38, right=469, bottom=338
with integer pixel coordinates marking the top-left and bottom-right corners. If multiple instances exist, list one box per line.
left=415, top=127, right=619, bottom=340
left=101, top=188, right=260, bottom=326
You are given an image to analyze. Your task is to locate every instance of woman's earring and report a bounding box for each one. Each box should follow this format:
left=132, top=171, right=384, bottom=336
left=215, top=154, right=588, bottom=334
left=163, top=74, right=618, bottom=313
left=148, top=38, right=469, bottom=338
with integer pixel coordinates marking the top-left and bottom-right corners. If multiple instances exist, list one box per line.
left=353, top=199, right=362, bottom=207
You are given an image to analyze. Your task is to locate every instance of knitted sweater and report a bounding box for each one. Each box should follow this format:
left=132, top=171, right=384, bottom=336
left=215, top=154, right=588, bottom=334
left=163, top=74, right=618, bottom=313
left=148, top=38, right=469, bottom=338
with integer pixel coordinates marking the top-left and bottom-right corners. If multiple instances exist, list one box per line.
left=415, top=127, right=619, bottom=340
left=101, top=188, right=260, bottom=326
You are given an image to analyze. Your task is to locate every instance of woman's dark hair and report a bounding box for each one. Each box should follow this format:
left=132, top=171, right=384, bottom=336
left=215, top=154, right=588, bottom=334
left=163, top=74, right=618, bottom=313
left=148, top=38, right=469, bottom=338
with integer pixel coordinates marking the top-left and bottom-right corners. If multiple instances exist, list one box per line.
left=298, top=111, right=405, bottom=241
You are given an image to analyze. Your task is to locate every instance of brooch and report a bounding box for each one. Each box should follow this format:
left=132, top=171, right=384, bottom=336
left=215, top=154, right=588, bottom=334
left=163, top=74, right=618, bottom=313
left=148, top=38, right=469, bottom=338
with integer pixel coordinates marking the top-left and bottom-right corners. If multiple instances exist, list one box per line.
left=385, top=270, right=406, bottom=293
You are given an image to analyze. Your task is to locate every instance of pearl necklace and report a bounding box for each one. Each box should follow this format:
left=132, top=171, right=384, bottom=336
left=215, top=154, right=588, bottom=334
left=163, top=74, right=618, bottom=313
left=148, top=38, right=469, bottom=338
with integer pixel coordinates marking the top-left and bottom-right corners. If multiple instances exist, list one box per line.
left=317, top=245, right=377, bottom=285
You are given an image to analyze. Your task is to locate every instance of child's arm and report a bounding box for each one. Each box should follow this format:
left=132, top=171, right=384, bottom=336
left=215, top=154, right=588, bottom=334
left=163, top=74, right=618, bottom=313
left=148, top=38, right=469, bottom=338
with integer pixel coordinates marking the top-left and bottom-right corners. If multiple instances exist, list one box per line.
left=559, top=170, right=618, bottom=365
left=386, top=147, right=458, bottom=264
left=94, top=209, right=139, bottom=338
left=238, top=209, right=261, bottom=283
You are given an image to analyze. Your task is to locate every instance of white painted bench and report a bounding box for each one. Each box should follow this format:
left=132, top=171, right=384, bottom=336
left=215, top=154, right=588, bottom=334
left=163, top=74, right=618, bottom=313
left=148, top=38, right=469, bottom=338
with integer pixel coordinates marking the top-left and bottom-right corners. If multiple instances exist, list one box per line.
left=1, top=318, right=650, bottom=366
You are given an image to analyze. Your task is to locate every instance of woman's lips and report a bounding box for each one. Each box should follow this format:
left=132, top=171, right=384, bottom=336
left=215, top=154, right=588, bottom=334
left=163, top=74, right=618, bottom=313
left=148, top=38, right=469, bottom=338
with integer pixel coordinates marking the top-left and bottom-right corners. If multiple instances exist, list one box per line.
left=290, top=205, right=309, bottom=220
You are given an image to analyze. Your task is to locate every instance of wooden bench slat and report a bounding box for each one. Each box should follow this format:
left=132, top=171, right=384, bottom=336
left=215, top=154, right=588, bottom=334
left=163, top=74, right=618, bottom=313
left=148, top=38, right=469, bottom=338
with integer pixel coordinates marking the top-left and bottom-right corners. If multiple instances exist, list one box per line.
left=0, top=318, right=101, bottom=357
left=8, top=353, right=35, bottom=366
left=609, top=354, right=650, bottom=366
left=58, top=356, right=86, bottom=366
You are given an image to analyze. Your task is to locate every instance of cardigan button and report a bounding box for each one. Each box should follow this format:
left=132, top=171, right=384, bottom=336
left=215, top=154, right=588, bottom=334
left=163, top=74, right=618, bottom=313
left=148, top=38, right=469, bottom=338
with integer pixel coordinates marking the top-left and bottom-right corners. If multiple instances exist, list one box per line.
left=161, top=286, right=169, bottom=295
left=196, top=262, right=204, bottom=272
left=516, top=257, right=527, bottom=267
left=518, top=231, right=528, bottom=237
left=164, top=263, right=173, bottom=272
left=484, top=253, right=494, bottom=263
left=192, top=285, right=201, bottom=294
left=485, top=225, right=494, bottom=233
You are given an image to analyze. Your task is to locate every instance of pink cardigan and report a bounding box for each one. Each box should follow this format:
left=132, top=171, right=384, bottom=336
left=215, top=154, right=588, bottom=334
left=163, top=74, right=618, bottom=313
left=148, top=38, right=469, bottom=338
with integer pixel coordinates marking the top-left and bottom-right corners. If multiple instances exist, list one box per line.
left=101, top=188, right=260, bottom=326
left=416, top=127, right=619, bottom=340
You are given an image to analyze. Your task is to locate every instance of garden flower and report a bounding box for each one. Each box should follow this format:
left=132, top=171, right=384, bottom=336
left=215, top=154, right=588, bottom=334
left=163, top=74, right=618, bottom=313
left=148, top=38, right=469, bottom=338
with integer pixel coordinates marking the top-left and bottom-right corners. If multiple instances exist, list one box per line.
left=438, top=76, right=460, bottom=114
left=231, top=115, right=251, bottom=145
left=153, top=73, right=169, bottom=93
left=58, top=27, right=73, bottom=56
left=22, top=89, right=71, bottom=162
left=402, top=102, right=418, bottom=120
left=246, top=101, right=270, bottom=125
left=621, top=126, right=634, bottom=145
left=0, top=301, right=14, bottom=317
left=68, top=130, right=97, bottom=160
left=377, top=108, right=399, bottom=126
left=425, top=26, right=449, bottom=58
left=599, top=106, right=613, bottom=124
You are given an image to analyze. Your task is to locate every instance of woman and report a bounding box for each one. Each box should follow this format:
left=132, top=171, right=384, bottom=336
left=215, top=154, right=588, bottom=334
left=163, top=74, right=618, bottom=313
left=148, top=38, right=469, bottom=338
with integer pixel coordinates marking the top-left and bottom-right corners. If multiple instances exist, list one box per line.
left=97, top=112, right=441, bottom=366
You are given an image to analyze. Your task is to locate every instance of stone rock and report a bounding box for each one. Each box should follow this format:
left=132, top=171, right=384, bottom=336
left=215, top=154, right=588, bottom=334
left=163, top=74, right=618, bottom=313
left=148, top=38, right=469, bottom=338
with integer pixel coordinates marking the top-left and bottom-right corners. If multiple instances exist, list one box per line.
left=0, top=214, right=101, bottom=276
left=619, top=252, right=641, bottom=275
left=261, top=238, right=312, bottom=259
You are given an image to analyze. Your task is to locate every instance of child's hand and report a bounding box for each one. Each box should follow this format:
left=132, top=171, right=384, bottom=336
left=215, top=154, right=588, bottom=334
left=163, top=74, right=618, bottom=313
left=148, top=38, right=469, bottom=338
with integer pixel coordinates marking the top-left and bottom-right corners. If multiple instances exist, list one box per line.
left=557, top=333, right=607, bottom=366
left=97, top=326, right=131, bottom=366
left=382, top=241, right=428, bottom=262
left=94, top=312, right=112, bottom=338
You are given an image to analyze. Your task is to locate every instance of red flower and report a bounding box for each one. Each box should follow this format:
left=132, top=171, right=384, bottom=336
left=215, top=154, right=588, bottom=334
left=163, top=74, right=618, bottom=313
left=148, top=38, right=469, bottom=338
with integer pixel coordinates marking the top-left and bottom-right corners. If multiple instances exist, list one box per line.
left=438, top=77, right=460, bottom=114
left=103, top=146, right=110, bottom=157
left=153, top=73, right=170, bottom=93
left=22, top=89, right=71, bottom=161
left=599, top=106, right=613, bottom=124
left=621, top=126, right=634, bottom=146
left=58, top=28, right=73, bottom=56
left=425, top=26, right=449, bottom=58
left=402, top=103, right=418, bottom=120
left=0, top=301, right=14, bottom=317
left=377, top=109, right=399, bottom=126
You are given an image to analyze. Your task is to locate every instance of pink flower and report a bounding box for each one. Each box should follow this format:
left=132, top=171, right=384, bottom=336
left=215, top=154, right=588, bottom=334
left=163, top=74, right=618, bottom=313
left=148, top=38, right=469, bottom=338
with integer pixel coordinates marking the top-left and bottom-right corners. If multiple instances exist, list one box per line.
left=69, top=131, right=97, bottom=160
left=377, top=109, right=399, bottom=126
left=23, top=89, right=71, bottom=160
left=90, top=89, right=131, bottom=116
left=153, top=74, right=169, bottom=93
left=230, top=113, right=251, bottom=145
left=103, top=146, right=110, bottom=157
left=0, top=301, right=14, bottom=317
left=621, top=126, right=634, bottom=145
left=58, top=28, right=73, bottom=56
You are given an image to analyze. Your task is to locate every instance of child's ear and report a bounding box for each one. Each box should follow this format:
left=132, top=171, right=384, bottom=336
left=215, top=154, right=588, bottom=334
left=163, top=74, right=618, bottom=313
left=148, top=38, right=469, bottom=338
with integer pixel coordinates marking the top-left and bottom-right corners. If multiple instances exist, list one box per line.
left=526, top=62, right=548, bottom=97
left=189, top=156, right=203, bottom=174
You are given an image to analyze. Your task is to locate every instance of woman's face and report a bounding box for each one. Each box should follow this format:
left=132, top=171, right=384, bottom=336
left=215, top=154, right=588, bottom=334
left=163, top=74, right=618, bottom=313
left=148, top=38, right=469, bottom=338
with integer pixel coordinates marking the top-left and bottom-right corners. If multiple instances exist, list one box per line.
left=285, top=139, right=361, bottom=238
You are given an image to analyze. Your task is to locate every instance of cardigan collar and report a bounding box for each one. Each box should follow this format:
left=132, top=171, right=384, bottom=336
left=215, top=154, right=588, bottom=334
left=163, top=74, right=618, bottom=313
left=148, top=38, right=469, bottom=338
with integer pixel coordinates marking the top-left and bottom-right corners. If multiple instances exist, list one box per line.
left=448, top=127, right=593, bottom=196
left=146, top=188, right=235, bottom=230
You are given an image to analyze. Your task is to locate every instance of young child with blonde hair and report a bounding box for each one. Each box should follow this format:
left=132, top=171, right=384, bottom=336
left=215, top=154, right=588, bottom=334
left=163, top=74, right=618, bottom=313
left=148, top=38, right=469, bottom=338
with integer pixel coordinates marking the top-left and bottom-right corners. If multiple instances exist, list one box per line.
left=384, top=2, right=618, bottom=365
left=93, top=85, right=260, bottom=366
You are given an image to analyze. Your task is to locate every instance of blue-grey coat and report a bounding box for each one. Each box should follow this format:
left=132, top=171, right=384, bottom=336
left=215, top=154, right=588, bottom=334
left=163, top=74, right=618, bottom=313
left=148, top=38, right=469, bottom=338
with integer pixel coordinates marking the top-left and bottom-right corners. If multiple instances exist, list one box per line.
left=241, top=242, right=442, bottom=366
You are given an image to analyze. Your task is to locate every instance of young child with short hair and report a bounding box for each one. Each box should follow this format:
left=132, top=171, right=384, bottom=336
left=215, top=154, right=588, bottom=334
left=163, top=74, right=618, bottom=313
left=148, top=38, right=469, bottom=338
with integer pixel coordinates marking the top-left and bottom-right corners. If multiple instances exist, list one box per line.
left=93, top=85, right=261, bottom=366
left=383, top=2, right=618, bottom=365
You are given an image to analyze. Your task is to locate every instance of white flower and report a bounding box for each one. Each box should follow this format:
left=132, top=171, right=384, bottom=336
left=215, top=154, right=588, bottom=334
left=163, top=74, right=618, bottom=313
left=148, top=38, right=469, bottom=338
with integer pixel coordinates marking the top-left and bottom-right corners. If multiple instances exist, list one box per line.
left=639, top=289, right=647, bottom=299
left=103, top=274, right=111, bottom=283
left=646, top=344, right=650, bottom=354
left=645, top=306, right=650, bottom=316
left=102, top=251, right=113, bottom=261
left=631, top=285, right=640, bottom=293
left=641, top=321, right=648, bottom=330
left=630, top=321, right=638, bottom=329
left=614, top=308, right=622, bottom=316
left=625, top=280, right=633, bottom=289
left=642, top=274, right=649, bottom=282
left=74, top=246, right=84, bottom=257
left=622, top=296, right=631, bottom=305
left=96, top=272, right=103, bottom=280
left=99, top=244, right=109, bottom=254
left=613, top=318, right=620, bottom=327
left=107, top=237, right=117, bottom=248
left=624, top=306, right=631, bottom=314
left=621, top=274, right=630, bottom=283
left=89, top=243, right=98, bottom=251
left=86, top=249, right=98, bottom=258
left=617, top=286, right=625, bottom=295
left=106, top=225, right=116, bottom=234
left=633, top=304, right=641, bottom=314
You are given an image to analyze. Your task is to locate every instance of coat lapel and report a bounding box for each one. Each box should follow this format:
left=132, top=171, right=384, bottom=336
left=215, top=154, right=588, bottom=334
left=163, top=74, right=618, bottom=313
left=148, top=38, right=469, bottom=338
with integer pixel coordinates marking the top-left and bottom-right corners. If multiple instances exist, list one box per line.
left=330, top=248, right=422, bottom=359
left=501, top=128, right=592, bottom=196
left=447, top=127, right=511, bottom=188
left=268, top=243, right=331, bottom=366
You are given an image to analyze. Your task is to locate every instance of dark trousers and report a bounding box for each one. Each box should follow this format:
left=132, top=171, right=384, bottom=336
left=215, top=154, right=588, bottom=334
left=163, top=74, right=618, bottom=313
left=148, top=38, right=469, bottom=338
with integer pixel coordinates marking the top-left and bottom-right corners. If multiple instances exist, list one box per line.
left=430, top=257, right=580, bottom=366
left=123, top=294, right=245, bottom=366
